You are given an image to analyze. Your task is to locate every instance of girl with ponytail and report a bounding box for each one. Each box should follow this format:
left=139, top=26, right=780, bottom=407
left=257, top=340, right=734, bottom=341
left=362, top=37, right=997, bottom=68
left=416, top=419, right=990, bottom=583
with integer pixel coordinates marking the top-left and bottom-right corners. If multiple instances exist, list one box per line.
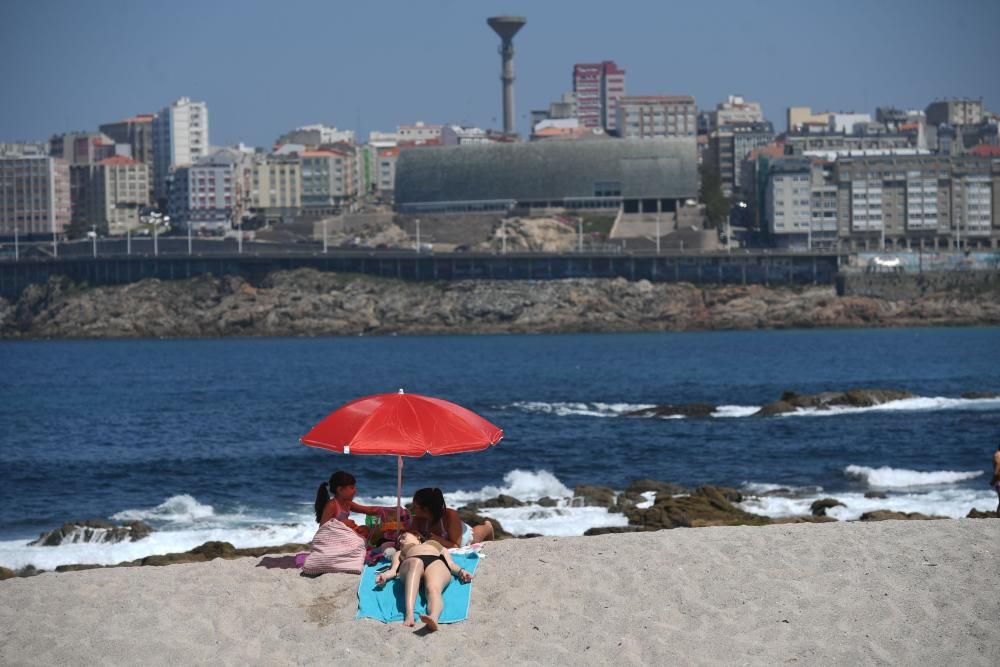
left=314, top=470, right=380, bottom=531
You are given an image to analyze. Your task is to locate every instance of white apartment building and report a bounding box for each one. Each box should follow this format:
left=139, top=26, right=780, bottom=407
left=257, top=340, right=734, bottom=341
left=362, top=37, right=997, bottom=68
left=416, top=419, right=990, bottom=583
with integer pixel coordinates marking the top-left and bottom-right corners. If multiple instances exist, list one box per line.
left=709, top=95, right=764, bottom=131
left=275, top=124, right=355, bottom=147
left=829, top=113, right=872, bottom=134
left=300, top=148, right=358, bottom=214
left=616, top=96, right=697, bottom=139
left=153, top=97, right=209, bottom=201
left=440, top=125, right=494, bottom=145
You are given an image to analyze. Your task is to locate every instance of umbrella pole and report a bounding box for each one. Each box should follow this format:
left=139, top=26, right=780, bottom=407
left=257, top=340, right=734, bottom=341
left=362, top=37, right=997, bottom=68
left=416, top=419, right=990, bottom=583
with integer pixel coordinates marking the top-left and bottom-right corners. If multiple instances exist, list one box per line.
left=396, top=455, right=403, bottom=524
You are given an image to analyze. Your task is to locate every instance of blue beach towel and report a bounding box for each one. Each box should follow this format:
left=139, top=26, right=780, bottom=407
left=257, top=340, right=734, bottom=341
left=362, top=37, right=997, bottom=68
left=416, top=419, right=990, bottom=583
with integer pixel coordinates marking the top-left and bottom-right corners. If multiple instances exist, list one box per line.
left=356, top=552, right=481, bottom=624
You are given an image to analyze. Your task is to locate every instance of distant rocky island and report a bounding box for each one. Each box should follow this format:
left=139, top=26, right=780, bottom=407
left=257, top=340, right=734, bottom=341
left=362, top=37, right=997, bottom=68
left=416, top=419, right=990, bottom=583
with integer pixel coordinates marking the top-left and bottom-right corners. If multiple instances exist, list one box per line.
left=2, top=268, right=999, bottom=339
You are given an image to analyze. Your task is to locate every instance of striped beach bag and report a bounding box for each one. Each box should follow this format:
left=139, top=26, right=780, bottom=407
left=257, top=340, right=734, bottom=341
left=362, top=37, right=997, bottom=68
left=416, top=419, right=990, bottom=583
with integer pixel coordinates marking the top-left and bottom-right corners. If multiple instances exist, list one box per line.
left=302, top=518, right=366, bottom=575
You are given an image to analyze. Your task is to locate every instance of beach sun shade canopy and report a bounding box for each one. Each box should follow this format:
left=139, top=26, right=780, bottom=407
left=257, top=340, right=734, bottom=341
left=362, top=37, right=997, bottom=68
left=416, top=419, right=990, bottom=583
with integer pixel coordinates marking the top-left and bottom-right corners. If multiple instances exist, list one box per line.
left=300, top=390, right=504, bottom=457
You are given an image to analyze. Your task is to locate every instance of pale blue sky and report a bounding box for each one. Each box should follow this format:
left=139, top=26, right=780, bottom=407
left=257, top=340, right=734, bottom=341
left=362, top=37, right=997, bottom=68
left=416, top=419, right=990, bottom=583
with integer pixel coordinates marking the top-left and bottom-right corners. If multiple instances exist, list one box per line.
left=2, top=0, right=998, bottom=146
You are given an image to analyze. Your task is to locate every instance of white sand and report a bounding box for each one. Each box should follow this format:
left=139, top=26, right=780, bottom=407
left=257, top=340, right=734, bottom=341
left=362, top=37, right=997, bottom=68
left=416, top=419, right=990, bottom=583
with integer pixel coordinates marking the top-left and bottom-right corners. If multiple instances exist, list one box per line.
left=2, top=520, right=998, bottom=666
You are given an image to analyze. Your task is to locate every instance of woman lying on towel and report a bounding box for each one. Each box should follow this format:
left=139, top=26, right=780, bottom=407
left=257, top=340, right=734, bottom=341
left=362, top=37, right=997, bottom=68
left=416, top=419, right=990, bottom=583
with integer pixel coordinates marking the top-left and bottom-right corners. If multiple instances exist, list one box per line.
left=409, top=487, right=495, bottom=548
left=375, top=530, right=473, bottom=631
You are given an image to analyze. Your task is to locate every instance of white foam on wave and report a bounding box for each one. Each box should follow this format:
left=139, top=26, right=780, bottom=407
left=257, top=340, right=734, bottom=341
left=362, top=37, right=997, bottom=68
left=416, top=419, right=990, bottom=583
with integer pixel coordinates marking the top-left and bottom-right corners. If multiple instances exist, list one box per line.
left=740, top=487, right=997, bottom=521
left=712, top=405, right=760, bottom=418
left=510, top=401, right=655, bottom=417
left=844, top=464, right=983, bottom=488
left=779, top=396, right=1000, bottom=418
left=360, top=469, right=575, bottom=508
left=111, top=494, right=216, bottom=523
left=511, top=396, right=999, bottom=420
left=476, top=503, right=629, bottom=537
left=0, top=520, right=316, bottom=572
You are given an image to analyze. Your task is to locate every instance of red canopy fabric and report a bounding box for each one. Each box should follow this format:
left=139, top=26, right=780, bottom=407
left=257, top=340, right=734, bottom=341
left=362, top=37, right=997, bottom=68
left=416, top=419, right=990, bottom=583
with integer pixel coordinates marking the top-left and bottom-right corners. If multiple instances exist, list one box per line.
left=300, top=391, right=504, bottom=457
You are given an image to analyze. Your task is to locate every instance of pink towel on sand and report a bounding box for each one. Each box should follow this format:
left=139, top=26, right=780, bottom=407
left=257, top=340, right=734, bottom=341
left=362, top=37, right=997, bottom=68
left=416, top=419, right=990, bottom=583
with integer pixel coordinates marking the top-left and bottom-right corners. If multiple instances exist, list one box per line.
left=302, top=518, right=366, bottom=575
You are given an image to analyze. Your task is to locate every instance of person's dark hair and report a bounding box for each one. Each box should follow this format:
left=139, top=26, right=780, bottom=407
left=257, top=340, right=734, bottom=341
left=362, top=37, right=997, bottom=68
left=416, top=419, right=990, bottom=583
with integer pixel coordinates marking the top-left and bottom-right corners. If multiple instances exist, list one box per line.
left=314, top=471, right=357, bottom=523
left=412, top=487, right=446, bottom=522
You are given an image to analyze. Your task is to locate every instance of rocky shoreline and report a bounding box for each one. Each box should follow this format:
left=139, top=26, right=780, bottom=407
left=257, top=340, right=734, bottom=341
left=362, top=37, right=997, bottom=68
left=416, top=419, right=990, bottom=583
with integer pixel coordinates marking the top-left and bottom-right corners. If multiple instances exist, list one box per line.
left=3, top=268, right=1000, bottom=339
left=4, top=480, right=997, bottom=580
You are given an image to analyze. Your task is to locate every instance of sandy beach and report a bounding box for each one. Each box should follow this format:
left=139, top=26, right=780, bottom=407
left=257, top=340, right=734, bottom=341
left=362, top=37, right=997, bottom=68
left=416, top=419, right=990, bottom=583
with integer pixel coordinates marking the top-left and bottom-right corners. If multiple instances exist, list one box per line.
left=2, top=519, right=998, bottom=665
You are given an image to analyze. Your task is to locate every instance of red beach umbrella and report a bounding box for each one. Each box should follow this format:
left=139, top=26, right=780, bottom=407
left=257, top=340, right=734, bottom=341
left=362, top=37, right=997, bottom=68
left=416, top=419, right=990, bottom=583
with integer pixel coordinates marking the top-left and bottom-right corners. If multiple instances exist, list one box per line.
left=301, top=389, right=504, bottom=519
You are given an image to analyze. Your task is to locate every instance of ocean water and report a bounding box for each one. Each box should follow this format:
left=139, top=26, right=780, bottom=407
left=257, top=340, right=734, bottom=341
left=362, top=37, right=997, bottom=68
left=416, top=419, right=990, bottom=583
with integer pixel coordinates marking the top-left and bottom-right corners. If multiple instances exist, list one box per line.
left=1, top=327, right=998, bottom=570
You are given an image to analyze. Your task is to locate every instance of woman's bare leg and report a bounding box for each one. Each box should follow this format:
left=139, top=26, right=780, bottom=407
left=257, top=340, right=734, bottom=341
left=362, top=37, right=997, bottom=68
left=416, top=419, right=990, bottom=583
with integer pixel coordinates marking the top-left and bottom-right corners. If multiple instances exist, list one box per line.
left=472, top=520, right=494, bottom=543
left=418, top=563, right=452, bottom=632
left=399, top=559, right=424, bottom=627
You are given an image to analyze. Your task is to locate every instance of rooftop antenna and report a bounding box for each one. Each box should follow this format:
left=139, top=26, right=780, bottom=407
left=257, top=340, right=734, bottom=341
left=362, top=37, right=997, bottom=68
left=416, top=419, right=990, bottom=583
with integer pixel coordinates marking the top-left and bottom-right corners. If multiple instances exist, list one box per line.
left=487, top=16, right=526, bottom=136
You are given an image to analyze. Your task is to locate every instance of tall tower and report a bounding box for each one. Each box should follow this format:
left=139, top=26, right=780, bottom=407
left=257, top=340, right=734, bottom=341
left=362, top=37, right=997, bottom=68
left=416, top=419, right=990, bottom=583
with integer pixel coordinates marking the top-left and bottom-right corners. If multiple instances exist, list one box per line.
left=487, top=16, right=526, bottom=136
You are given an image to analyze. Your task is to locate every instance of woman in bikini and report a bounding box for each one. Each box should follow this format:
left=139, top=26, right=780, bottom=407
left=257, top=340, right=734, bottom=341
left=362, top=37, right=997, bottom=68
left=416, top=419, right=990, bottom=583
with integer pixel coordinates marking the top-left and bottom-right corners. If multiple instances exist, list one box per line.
left=409, top=487, right=495, bottom=548
left=375, top=530, right=473, bottom=631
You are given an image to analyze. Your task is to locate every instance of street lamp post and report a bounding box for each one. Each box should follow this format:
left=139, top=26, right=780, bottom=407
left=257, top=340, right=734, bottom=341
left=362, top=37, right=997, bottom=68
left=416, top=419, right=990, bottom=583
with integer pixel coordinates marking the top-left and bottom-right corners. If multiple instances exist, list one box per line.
left=323, top=218, right=328, bottom=254
left=127, top=227, right=131, bottom=255
left=13, top=226, right=18, bottom=262
left=656, top=215, right=661, bottom=255
left=237, top=218, right=243, bottom=254
left=153, top=217, right=159, bottom=256
left=52, top=227, right=58, bottom=258
left=415, top=219, right=421, bottom=253
left=501, top=218, right=507, bottom=255
left=90, top=225, right=97, bottom=258
left=577, top=218, right=583, bottom=253
left=187, top=221, right=192, bottom=256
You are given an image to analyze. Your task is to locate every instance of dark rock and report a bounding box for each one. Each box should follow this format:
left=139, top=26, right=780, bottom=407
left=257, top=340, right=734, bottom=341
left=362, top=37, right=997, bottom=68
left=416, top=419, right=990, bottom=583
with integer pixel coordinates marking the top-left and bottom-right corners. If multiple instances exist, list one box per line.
left=0, top=566, right=15, bottom=580
left=864, top=491, right=888, bottom=499
left=54, top=564, right=105, bottom=573
left=771, top=516, right=838, bottom=524
left=859, top=510, right=946, bottom=521
left=536, top=496, right=558, bottom=507
left=810, top=498, right=845, bottom=516
left=711, top=486, right=744, bottom=503
left=625, top=480, right=689, bottom=496
left=476, top=494, right=524, bottom=508
left=518, top=533, right=543, bottom=539
left=755, top=388, right=916, bottom=417
left=961, top=391, right=998, bottom=399
left=624, top=485, right=768, bottom=530
left=29, top=519, right=153, bottom=547
left=573, top=485, right=616, bottom=508
left=454, top=507, right=511, bottom=540
left=761, top=488, right=793, bottom=497
left=583, top=526, right=648, bottom=536
left=16, top=565, right=42, bottom=578
left=623, top=403, right=716, bottom=418
left=966, top=509, right=999, bottom=519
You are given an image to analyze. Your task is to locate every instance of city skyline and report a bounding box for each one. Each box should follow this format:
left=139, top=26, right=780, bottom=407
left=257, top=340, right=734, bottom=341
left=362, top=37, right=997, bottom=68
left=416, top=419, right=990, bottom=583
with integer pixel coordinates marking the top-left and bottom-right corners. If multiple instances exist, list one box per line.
left=2, top=0, right=999, bottom=147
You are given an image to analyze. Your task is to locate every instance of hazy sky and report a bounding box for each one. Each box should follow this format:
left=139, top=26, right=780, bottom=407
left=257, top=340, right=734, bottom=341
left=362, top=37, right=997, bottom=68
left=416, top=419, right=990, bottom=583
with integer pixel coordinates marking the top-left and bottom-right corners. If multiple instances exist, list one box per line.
left=2, top=0, right=998, bottom=146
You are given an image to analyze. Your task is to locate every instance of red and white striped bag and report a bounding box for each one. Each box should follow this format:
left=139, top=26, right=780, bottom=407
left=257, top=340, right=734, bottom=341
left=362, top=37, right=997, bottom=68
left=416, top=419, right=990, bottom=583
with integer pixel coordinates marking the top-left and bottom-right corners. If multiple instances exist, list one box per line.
left=302, top=518, right=366, bottom=575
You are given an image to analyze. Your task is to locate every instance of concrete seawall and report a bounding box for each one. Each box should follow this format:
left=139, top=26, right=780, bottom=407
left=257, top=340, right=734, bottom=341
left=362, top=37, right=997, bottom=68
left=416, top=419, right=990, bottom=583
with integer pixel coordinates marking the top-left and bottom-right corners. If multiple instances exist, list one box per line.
left=0, top=251, right=843, bottom=301
left=837, top=270, right=1000, bottom=299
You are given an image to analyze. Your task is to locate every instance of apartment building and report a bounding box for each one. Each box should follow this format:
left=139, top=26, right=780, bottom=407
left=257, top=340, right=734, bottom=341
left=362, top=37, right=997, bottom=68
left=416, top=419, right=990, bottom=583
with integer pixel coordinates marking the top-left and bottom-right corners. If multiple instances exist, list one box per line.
left=573, top=61, right=625, bottom=133
left=926, top=99, right=985, bottom=127
left=764, top=157, right=838, bottom=249
left=835, top=154, right=999, bottom=250
left=167, top=148, right=242, bottom=232
left=300, top=147, right=358, bottom=215
left=0, top=155, right=71, bottom=239
left=100, top=114, right=155, bottom=177
left=616, top=96, right=697, bottom=139
left=50, top=132, right=122, bottom=165
left=85, top=156, right=151, bottom=235
left=706, top=95, right=764, bottom=132
left=153, top=97, right=209, bottom=202
left=275, top=124, right=355, bottom=148
left=248, top=155, right=301, bottom=224
left=707, top=122, right=775, bottom=197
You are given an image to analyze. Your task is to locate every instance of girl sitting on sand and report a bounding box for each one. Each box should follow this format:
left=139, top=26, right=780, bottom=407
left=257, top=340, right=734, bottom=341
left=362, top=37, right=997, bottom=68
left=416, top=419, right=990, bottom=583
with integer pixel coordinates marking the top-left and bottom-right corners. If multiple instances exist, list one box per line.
left=313, top=471, right=380, bottom=535
left=375, top=530, right=473, bottom=631
left=409, top=487, right=495, bottom=548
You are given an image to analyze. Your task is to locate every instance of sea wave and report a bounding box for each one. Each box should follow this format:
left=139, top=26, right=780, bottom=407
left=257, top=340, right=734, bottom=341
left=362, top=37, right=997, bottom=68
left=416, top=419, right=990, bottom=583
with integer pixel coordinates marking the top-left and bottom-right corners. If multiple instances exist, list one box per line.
left=111, top=494, right=216, bottom=524
left=507, top=396, right=1000, bottom=419
left=844, top=464, right=983, bottom=488
left=739, top=487, right=995, bottom=521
